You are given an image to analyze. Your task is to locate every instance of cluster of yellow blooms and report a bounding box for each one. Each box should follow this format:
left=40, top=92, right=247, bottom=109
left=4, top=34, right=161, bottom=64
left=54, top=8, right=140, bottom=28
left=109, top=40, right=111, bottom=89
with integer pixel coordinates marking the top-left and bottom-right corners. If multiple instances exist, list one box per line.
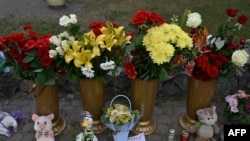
left=63, top=22, right=131, bottom=69
left=104, top=104, right=138, bottom=125
left=142, top=23, right=193, bottom=65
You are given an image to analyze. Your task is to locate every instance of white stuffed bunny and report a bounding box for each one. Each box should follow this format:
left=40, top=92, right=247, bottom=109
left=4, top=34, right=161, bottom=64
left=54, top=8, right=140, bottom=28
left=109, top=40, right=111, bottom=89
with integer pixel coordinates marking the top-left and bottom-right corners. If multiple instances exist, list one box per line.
left=32, top=113, right=55, bottom=141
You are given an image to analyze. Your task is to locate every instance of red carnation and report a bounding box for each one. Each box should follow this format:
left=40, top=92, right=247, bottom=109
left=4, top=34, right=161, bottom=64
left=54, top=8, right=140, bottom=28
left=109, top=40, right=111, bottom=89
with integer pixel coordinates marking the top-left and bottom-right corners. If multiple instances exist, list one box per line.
left=89, top=21, right=108, bottom=36
left=0, top=36, right=5, bottom=51
left=7, top=33, right=24, bottom=43
left=148, top=12, right=165, bottom=25
left=41, top=56, right=52, bottom=67
left=56, top=67, right=66, bottom=75
left=227, top=40, right=236, bottom=50
left=131, top=10, right=150, bottom=25
left=238, top=15, right=248, bottom=25
left=206, top=65, right=219, bottom=79
left=89, top=21, right=105, bottom=29
left=240, top=38, right=246, bottom=45
left=92, top=28, right=102, bottom=36
left=124, top=63, right=137, bottom=79
left=37, top=46, right=49, bottom=58
left=22, top=40, right=36, bottom=52
left=226, top=8, right=238, bottom=17
left=195, top=55, right=209, bottom=67
left=7, top=47, right=21, bottom=59
left=28, top=31, right=37, bottom=39
left=23, top=24, right=33, bottom=31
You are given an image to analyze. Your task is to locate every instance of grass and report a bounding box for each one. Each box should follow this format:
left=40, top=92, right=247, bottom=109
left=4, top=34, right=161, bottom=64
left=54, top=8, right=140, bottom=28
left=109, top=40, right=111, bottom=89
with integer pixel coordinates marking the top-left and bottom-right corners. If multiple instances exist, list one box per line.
left=0, top=0, right=250, bottom=38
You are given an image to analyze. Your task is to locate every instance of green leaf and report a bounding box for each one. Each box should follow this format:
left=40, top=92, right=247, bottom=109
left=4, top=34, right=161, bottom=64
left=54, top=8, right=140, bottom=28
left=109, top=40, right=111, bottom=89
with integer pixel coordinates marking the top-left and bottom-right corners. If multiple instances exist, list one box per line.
left=128, top=23, right=138, bottom=30
left=45, top=79, right=55, bottom=85
left=159, top=68, right=168, bottom=80
left=23, top=56, right=34, bottom=63
left=36, top=73, right=45, bottom=85
left=180, top=9, right=191, bottom=30
left=33, top=68, right=43, bottom=72
left=135, top=32, right=144, bottom=46
left=125, top=42, right=135, bottom=53
left=25, top=50, right=37, bottom=56
left=121, top=41, right=127, bottom=49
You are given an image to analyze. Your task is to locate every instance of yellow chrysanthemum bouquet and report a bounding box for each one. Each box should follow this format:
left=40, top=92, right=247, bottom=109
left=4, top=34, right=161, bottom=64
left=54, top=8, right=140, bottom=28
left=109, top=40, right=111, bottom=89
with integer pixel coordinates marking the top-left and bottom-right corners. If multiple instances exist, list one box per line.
left=124, top=10, right=194, bottom=80
left=101, top=95, right=140, bottom=141
left=49, top=14, right=131, bottom=80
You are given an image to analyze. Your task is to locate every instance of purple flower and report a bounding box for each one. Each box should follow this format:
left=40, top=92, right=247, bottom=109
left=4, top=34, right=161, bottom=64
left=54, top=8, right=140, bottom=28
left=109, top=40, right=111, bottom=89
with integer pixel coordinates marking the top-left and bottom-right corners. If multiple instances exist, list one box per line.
left=231, top=106, right=239, bottom=113
left=229, top=99, right=238, bottom=107
left=10, top=109, right=26, bottom=122
left=225, top=94, right=237, bottom=102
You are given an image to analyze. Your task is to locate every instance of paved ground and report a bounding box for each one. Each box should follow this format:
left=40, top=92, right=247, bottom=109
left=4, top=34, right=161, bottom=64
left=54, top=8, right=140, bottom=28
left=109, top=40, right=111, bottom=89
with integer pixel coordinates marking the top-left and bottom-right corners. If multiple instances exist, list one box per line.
left=0, top=78, right=227, bottom=141
left=0, top=1, right=227, bottom=141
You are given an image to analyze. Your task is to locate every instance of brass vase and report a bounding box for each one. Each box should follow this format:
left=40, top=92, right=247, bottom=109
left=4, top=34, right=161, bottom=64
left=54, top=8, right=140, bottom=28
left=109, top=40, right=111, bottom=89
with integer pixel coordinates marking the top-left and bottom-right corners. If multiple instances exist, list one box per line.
left=131, top=78, right=159, bottom=135
left=78, top=78, right=107, bottom=134
left=32, top=83, right=67, bottom=136
left=179, top=76, right=217, bottom=131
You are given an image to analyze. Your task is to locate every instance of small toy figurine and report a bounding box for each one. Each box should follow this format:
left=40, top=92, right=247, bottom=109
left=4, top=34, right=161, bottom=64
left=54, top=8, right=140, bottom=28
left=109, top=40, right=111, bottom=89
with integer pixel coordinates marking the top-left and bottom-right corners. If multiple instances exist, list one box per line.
left=0, top=114, right=18, bottom=137
left=76, top=111, right=98, bottom=141
left=32, top=113, right=55, bottom=141
left=189, top=106, right=220, bottom=141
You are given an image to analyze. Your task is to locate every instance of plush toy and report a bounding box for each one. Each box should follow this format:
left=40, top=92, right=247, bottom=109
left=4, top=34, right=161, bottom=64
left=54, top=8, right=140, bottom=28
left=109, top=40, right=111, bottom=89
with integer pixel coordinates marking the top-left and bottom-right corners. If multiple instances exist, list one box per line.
left=32, top=113, right=55, bottom=141
left=76, top=111, right=98, bottom=141
left=0, top=115, right=18, bottom=137
left=189, top=106, right=220, bottom=141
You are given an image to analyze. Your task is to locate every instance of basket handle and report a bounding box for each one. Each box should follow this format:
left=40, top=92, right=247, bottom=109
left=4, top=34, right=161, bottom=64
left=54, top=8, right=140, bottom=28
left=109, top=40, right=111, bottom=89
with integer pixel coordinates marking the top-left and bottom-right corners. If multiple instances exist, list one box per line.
left=110, top=95, right=131, bottom=110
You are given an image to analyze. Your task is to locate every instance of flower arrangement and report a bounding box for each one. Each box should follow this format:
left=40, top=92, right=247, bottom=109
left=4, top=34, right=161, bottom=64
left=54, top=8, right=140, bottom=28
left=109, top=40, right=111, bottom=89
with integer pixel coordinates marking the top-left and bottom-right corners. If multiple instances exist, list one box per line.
left=124, top=9, right=194, bottom=80
left=49, top=14, right=131, bottom=80
left=101, top=95, right=140, bottom=141
left=0, top=25, right=59, bottom=85
left=102, top=103, right=139, bottom=126
left=224, top=90, right=250, bottom=124
left=183, top=8, right=249, bottom=82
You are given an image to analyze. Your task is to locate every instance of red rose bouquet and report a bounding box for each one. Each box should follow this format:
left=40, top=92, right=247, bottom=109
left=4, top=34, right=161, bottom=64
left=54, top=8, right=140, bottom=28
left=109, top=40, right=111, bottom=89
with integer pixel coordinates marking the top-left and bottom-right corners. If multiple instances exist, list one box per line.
left=124, top=10, right=194, bottom=80
left=0, top=25, right=59, bottom=85
left=49, top=14, right=131, bottom=80
left=184, top=8, right=249, bottom=82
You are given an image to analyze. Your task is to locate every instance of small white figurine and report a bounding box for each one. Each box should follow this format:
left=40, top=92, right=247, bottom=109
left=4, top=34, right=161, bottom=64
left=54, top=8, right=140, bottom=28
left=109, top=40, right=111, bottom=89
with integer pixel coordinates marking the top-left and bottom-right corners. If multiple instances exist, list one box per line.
left=76, top=111, right=98, bottom=141
left=0, top=115, right=18, bottom=137
left=32, top=113, right=55, bottom=141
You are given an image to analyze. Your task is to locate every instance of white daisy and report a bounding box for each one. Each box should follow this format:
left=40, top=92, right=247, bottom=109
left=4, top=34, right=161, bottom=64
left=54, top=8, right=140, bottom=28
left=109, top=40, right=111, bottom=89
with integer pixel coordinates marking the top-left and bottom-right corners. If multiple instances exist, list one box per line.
left=81, top=67, right=95, bottom=78
left=100, top=60, right=116, bottom=70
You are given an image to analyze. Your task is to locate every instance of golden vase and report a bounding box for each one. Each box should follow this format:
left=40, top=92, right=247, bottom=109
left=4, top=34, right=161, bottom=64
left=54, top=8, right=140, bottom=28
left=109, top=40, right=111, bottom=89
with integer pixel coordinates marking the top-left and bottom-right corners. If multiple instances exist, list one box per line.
left=32, top=83, right=67, bottom=136
left=179, top=76, right=217, bottom=131
left=131, top=78, right=159, bottom=135
left=78, top=78, right=107, bottom=134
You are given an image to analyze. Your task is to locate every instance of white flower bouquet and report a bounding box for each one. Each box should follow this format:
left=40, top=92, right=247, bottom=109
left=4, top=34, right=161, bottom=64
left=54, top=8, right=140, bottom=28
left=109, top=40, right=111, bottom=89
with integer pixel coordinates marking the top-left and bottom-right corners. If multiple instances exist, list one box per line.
left=101, top=95, right=140, bottom=141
